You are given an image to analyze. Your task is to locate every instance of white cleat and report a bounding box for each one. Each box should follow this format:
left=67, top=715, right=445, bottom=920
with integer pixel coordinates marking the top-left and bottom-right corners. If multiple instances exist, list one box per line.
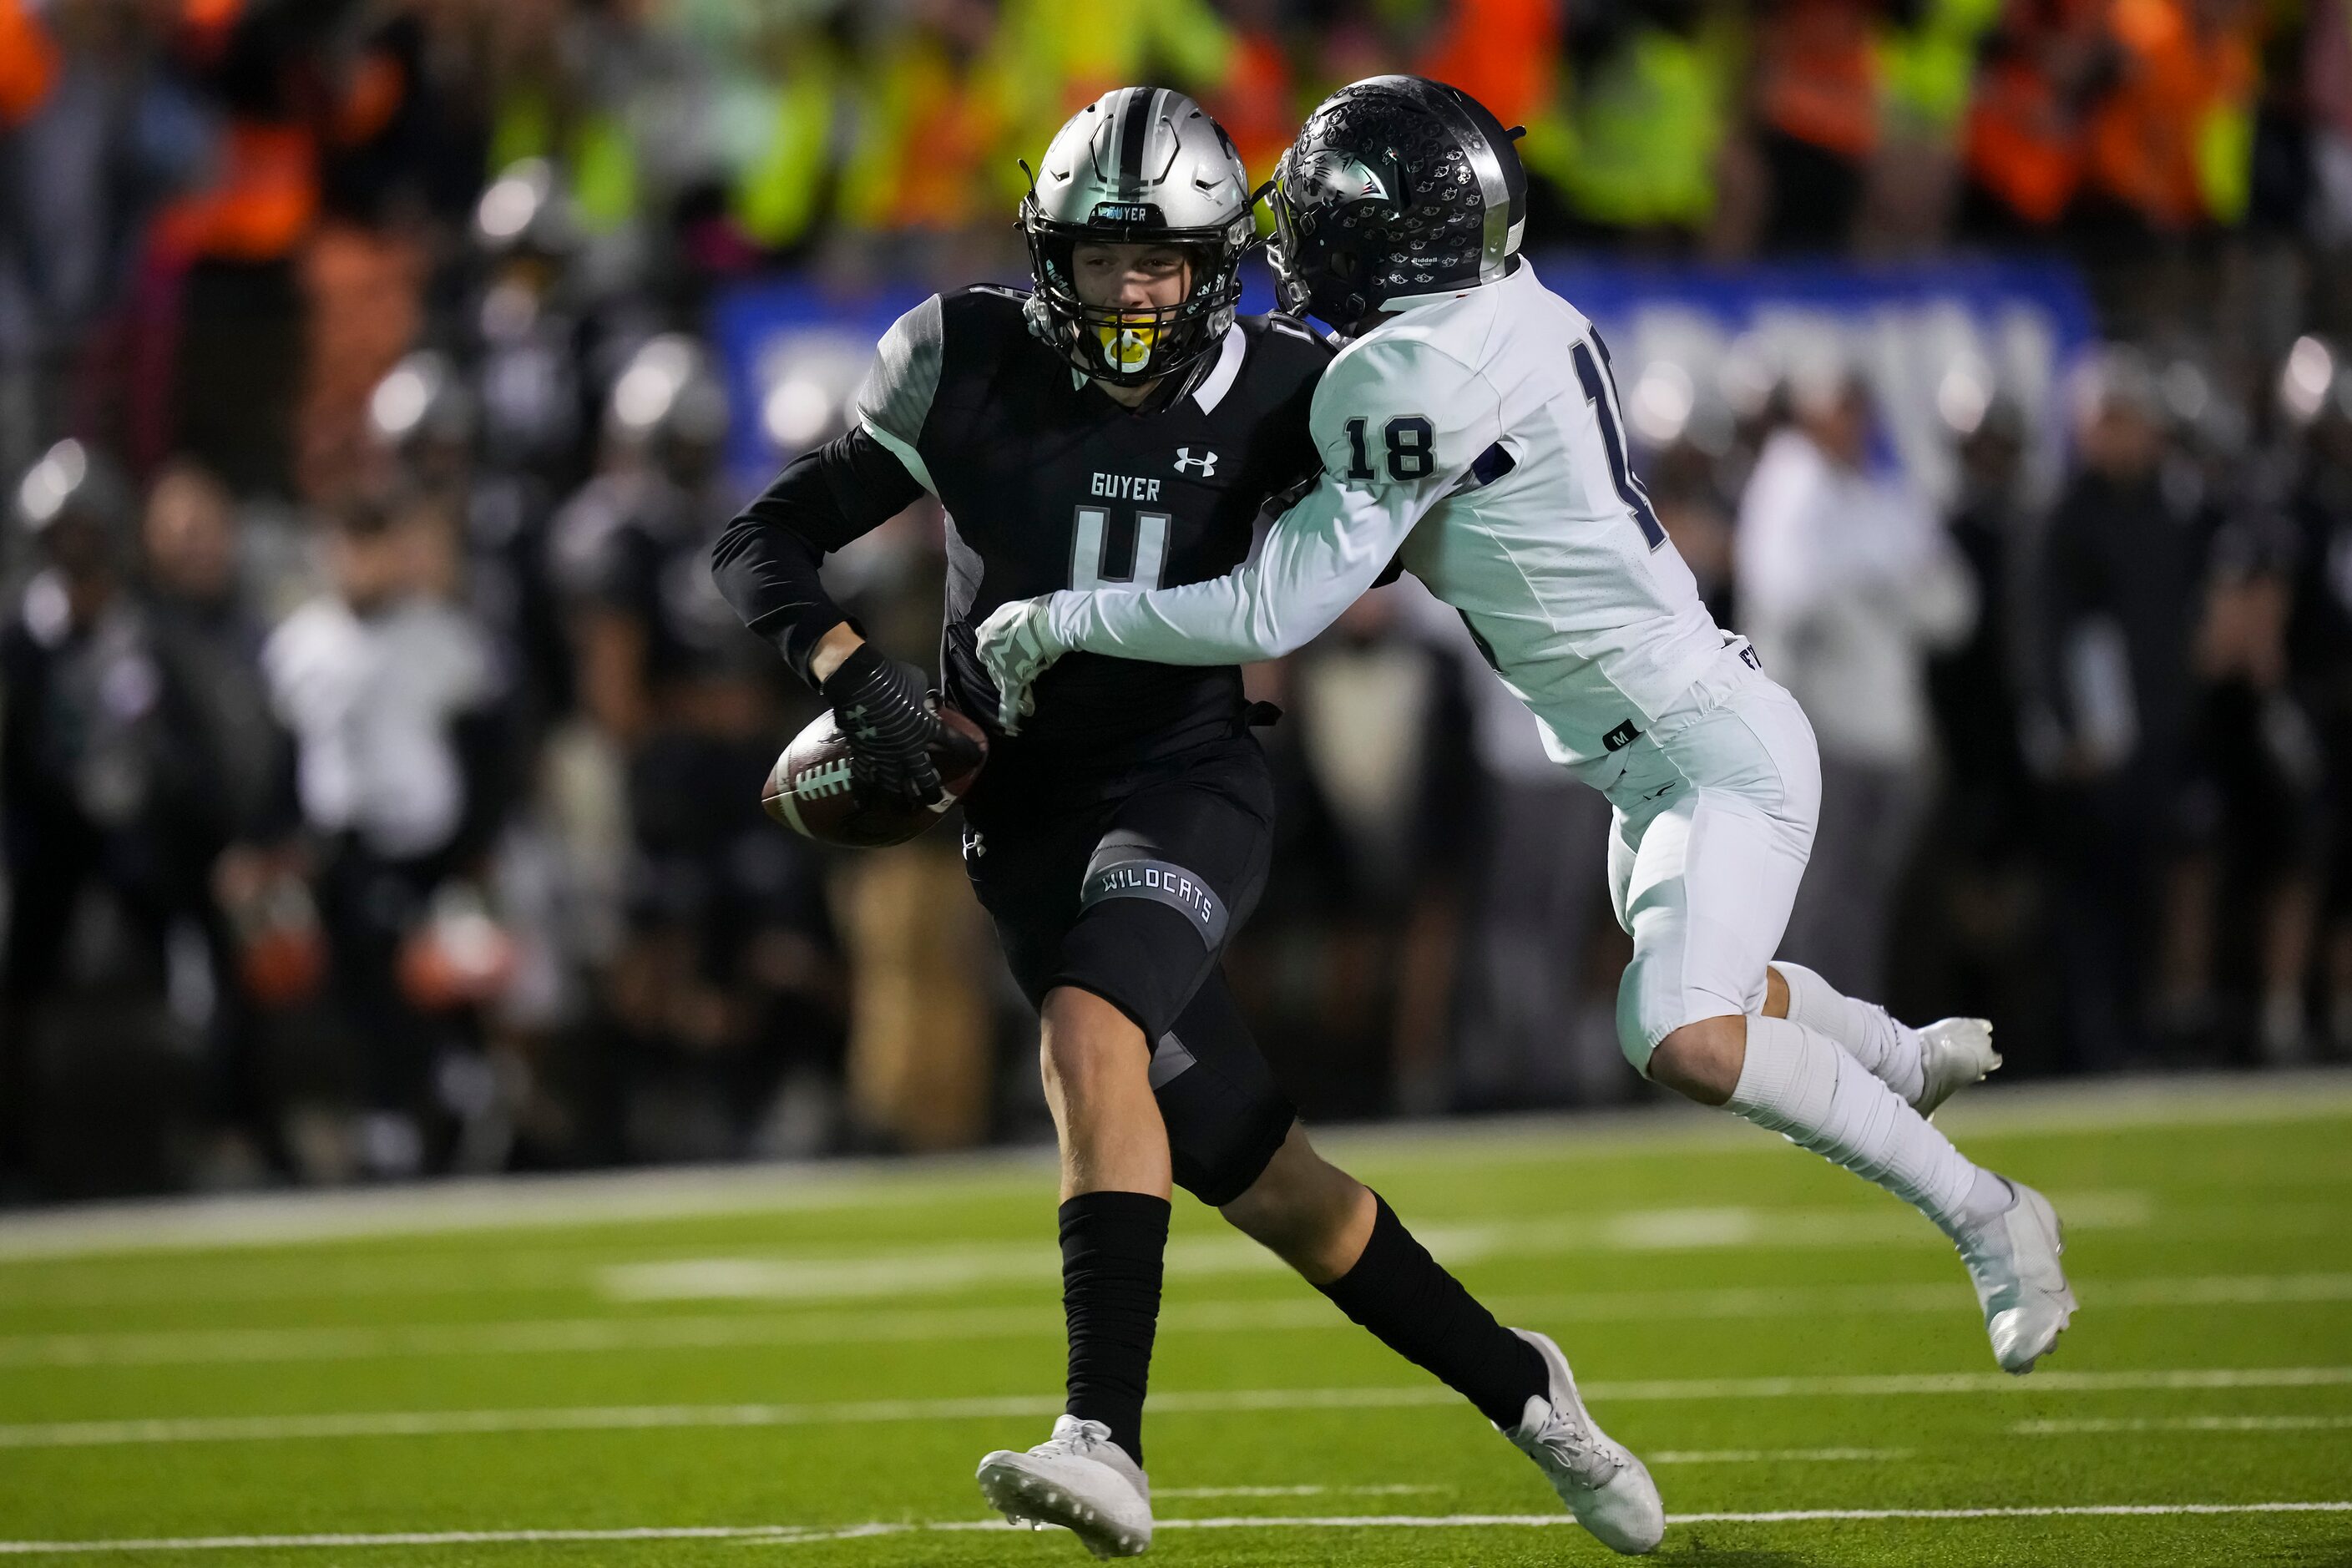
left=1502, top=1328, right=1665, bottom=1555
left=1914, top=1017, right=2000, bottom=1117
left=976, top=1415, right=1152, bottom=1559
left=1951, top=1179, right=2076, bottom=1373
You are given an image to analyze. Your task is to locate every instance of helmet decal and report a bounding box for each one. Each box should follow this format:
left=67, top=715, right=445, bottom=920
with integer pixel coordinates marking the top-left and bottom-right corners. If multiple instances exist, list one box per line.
left=1288, top=147, right=1393, bottom=205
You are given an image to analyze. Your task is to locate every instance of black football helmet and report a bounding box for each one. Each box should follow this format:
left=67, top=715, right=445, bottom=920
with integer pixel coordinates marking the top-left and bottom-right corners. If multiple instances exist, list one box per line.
left=1264, top=75, right=1528, bottom=331
left=1019, top=87, right=1257, bottom=388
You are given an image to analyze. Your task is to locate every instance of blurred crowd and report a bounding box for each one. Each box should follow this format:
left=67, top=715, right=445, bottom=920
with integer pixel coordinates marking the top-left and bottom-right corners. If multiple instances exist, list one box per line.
left=5, top=0, right=2352, bottom=1198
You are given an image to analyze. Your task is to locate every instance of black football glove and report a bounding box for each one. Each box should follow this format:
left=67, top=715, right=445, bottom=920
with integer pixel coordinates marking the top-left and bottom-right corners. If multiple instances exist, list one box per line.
left=819, top=644, right=962, bottom=809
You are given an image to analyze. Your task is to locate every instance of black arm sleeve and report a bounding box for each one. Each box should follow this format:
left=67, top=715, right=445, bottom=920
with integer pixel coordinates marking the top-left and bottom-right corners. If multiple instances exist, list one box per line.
left=711, top=426, right=926, bottom=685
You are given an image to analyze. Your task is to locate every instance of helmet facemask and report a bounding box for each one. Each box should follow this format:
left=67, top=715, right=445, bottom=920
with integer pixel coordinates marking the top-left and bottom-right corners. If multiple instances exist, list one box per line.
left=1265, top=152, right=1395, bottom=330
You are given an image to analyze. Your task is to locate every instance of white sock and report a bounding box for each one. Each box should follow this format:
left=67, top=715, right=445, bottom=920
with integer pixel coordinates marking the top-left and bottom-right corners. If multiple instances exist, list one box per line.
left=1729, top=1014, right=2009, bottom=1235
left=1771, top=960, right=1925, bottom=1105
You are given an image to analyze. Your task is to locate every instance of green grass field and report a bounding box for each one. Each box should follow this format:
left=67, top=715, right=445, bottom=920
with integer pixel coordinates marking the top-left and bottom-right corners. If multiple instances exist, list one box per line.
left=2, top=1075, right=2349, bottom=1566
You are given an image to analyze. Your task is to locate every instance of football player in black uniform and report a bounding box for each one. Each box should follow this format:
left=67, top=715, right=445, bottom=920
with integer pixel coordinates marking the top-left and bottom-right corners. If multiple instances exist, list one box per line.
left=716, top=89, right=1626, bottom=1558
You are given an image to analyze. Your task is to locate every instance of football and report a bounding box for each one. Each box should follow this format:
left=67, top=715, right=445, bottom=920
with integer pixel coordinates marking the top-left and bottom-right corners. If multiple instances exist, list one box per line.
left=762, top=706, right=988, bottom=847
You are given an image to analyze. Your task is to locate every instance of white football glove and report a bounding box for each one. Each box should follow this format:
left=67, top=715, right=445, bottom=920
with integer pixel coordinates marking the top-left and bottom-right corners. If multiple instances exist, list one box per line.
left=976, top=594, right=1070, bottom=734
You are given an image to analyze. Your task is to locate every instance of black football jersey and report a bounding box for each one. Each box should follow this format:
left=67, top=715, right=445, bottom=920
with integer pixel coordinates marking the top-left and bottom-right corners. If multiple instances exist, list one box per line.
left=860, top=287, right=1328, bottom=787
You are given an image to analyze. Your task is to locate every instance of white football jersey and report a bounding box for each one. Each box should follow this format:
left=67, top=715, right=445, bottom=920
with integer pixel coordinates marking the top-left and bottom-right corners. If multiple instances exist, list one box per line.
left=1045, top=260, right=1728, bottom=766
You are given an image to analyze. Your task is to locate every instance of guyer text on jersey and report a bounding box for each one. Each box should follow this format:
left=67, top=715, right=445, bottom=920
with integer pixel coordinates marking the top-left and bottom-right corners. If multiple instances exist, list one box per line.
left=1090, top=473, right=1165, bottom=502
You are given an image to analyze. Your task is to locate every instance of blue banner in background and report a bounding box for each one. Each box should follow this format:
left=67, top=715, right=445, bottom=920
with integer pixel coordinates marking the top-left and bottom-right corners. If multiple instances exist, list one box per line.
left=711, top=253, right=2097, bottom=498
left=1533, top=255, right=2098, bottom=349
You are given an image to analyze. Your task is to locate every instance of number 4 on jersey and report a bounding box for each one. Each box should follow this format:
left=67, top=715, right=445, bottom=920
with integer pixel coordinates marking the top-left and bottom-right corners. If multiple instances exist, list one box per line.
left=1071, top=506, right=1170, bottom=591
left=1571, top=337, right=1667, bottom=550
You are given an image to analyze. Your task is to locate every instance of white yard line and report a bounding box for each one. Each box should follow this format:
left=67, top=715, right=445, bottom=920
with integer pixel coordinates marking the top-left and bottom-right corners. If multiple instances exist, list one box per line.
left=5, top=1270, right=2343, bottom=1370
left=3, top=1070, right=2343, bottom=1262
left=0, top=1191, right=2163, bottom=1312
left=593, top=1194, right=2159, bottom=1304
left=25, top=1191, right=2350, bottom=1318
left=1151, top=1454, right=1913, bottom=1494
left=2016, top=1414, right=2352, bottom=1434
left=0, top=1202, right=2113, bottom=1310
left=2093, top=1273, right=2352, bottom=1307
left=0, top=1256, right=593, bottom=1309
left=0, top=1527, right=834, bottom=1555
left=1153, top=1485, right=1445, bottom=1498
left=1656, top=1502, right=2352, bottom=1523
left=4, top=1367, right=2347, bottom=1450
left=1, top=1502, right=2348, bottom=1555
left=1581, top=1365, right=2352, bottom=1400
left=1647, top=1447, right=1913, bottom=1464
left=0, top=1399, right=1070, bottom=1449
left=0, top=1162, right=1060, bottom=1264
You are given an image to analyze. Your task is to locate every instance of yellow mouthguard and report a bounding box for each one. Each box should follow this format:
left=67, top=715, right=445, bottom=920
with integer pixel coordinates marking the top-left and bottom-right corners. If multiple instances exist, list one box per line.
left=1096, top=320, right=1158, bottom=373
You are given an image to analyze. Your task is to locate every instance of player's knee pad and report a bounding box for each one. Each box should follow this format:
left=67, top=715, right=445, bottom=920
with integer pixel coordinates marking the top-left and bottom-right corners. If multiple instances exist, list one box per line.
left=1155, top=1042, right=1296, bottom=1206
left=1146, top=979, right=1295, bottom=1206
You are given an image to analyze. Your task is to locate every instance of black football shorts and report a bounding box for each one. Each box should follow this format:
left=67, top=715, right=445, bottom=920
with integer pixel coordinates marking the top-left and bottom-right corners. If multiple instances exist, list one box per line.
left=964, top=734, right=1296, bottom=1205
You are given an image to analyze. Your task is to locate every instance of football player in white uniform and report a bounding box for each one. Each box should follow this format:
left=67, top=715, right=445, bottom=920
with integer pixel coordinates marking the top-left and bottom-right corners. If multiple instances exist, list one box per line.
left=981, top=74, right=2076, bottom=1378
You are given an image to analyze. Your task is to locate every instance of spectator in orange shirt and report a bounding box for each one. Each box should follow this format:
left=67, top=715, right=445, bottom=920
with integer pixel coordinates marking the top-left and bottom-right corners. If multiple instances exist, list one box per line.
left=1415, top=0, right=1561, bottom=133
left=1752, top=0, right=1884, bottom=251
left=2079, top=0, right=2259, bottom=235
left=154, top=2, right=333, bottom=494
left=1208, top=0, right=1298, bottom=187
left=1960, top=0, right=2114, bottom=239
left=0, top=0, right=60, bottom=128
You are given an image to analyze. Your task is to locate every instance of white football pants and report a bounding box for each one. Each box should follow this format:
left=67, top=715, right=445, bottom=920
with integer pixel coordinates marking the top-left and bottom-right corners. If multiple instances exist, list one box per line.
left=1573, top=642, right=1823, bottom=1073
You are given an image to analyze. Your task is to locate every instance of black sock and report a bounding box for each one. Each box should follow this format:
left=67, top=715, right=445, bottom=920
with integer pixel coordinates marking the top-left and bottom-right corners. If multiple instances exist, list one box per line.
left=1318, top=1194, right=1548, bottom=1429
left=1059, top=1190, right=1170, bottom=1466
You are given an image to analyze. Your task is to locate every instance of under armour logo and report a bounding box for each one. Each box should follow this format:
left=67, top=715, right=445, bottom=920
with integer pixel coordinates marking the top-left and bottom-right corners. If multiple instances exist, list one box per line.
left=963, top=831, right=987, bottom=861
left=1173, top=448, right=1218, bottom=478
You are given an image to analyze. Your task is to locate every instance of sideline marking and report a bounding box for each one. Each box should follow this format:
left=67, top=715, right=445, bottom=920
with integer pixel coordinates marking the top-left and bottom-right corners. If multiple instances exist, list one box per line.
left=0, top=1503, right=2347, bottom=1554
left=3, top=1270, right=2342, bottom=1369
left=4, top=1368, right=2347, bottom=1449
